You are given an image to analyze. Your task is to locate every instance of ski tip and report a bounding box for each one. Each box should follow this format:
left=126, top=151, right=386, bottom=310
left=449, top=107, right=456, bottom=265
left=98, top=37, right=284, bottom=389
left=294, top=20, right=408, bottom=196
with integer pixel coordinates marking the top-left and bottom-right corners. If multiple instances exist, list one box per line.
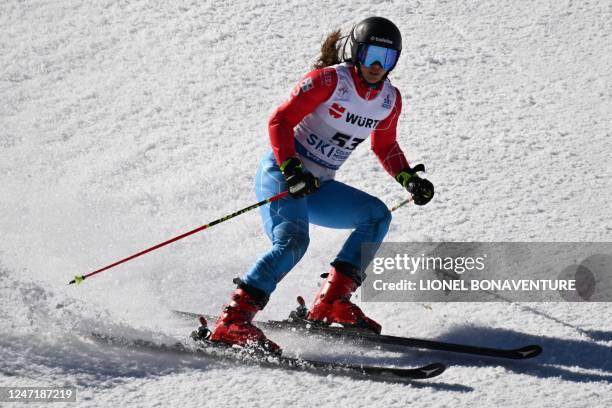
left=418, top=363, right=446, bottom=379
left=514, top=345, right=543, bottom=359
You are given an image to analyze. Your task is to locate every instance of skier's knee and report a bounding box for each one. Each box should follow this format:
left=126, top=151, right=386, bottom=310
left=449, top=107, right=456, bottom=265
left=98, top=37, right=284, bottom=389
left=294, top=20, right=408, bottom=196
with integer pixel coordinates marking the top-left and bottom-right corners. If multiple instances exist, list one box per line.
left=285, top=233, right=310, bottom=261
left=273, top=230, right=310, bottom=262
left=371, top=198, right=392, bottom=230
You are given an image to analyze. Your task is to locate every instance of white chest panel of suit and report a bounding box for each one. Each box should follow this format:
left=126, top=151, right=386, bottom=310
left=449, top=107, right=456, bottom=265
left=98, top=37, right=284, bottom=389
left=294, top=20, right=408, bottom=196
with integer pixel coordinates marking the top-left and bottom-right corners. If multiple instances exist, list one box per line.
left=294, top=63, right=397, bottom=177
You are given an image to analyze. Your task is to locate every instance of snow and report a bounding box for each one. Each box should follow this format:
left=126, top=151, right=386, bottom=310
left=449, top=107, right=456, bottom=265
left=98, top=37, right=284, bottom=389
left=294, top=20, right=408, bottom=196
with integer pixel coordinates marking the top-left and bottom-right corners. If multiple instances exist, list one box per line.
left=1, top=0, right=611, bottom=407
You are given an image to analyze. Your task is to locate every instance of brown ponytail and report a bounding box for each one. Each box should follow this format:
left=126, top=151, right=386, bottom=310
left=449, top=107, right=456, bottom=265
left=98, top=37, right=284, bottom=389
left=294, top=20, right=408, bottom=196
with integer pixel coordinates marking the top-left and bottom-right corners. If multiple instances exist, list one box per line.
left=313, top=30, right=343, bottom=69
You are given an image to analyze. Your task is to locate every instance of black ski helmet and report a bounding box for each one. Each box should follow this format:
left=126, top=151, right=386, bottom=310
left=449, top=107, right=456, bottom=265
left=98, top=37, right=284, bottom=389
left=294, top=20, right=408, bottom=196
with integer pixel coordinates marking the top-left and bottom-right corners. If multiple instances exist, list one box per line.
left=349, top=17, right=402, bottom=72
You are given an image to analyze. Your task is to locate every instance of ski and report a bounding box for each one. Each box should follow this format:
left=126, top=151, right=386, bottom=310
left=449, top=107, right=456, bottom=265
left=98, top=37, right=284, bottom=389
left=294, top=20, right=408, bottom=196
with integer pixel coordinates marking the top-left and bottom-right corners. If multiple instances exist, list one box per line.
left=90, top=331, right=445, bottom=381
left=173, top=300, right=542, bottom=360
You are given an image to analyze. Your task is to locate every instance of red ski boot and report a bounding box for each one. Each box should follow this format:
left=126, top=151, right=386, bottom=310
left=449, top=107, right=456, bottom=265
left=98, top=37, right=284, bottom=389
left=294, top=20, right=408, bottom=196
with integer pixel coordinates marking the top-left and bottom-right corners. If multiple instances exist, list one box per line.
left=307, top=266, right=382, bottom=334
left=209, top=287, right=281, bottom=354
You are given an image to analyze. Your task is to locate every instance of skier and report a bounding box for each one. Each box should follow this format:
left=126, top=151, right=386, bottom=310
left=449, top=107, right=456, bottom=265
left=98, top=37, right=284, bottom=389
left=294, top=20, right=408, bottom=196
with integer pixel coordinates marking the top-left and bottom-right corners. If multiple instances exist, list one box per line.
left=209, top=17, right=434, bottom=353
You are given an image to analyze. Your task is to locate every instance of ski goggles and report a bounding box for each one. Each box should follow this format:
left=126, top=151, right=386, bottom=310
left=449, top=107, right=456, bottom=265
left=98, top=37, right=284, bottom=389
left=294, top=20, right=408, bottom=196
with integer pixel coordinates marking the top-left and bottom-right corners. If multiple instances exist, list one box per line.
left=357, top=44, right=400, bottom=71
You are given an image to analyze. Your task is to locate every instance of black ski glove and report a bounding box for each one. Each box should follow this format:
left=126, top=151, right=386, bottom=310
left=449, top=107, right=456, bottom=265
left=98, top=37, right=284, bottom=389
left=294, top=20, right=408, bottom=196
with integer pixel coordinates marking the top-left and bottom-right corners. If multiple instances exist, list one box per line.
left=280, top=157, right=320, bottom=198
left=395, top=164, right=434, bottom=206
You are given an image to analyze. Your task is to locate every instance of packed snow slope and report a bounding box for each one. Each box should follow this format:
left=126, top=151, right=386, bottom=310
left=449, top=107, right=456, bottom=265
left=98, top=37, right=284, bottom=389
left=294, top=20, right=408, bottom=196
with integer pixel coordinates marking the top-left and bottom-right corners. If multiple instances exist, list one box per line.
left=1, top=0, right=611, bottom=407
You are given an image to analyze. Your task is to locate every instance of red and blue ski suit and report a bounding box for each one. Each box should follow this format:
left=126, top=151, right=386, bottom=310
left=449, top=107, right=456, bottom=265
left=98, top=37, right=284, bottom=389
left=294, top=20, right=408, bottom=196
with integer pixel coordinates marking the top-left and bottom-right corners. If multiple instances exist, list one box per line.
left=242, top=63, right=410, bottom=295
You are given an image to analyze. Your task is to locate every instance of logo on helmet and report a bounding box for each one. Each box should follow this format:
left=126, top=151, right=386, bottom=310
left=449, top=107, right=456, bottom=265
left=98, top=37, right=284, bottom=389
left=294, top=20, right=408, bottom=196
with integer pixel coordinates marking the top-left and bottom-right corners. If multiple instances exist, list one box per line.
left=370, top=36, right=393, bottom=45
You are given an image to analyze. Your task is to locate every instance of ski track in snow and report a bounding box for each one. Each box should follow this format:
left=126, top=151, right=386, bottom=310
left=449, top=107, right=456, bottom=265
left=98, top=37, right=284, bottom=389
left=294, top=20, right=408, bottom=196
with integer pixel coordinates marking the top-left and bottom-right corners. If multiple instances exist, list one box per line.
left=1, top=0, right=611, bottom=407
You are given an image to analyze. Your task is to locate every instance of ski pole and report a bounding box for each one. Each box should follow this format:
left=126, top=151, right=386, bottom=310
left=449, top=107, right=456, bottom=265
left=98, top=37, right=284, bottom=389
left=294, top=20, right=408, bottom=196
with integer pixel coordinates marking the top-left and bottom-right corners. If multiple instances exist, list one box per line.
left=68, top=191, right=290, bottom=285
left=390, top=197, right=413, bottom=212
